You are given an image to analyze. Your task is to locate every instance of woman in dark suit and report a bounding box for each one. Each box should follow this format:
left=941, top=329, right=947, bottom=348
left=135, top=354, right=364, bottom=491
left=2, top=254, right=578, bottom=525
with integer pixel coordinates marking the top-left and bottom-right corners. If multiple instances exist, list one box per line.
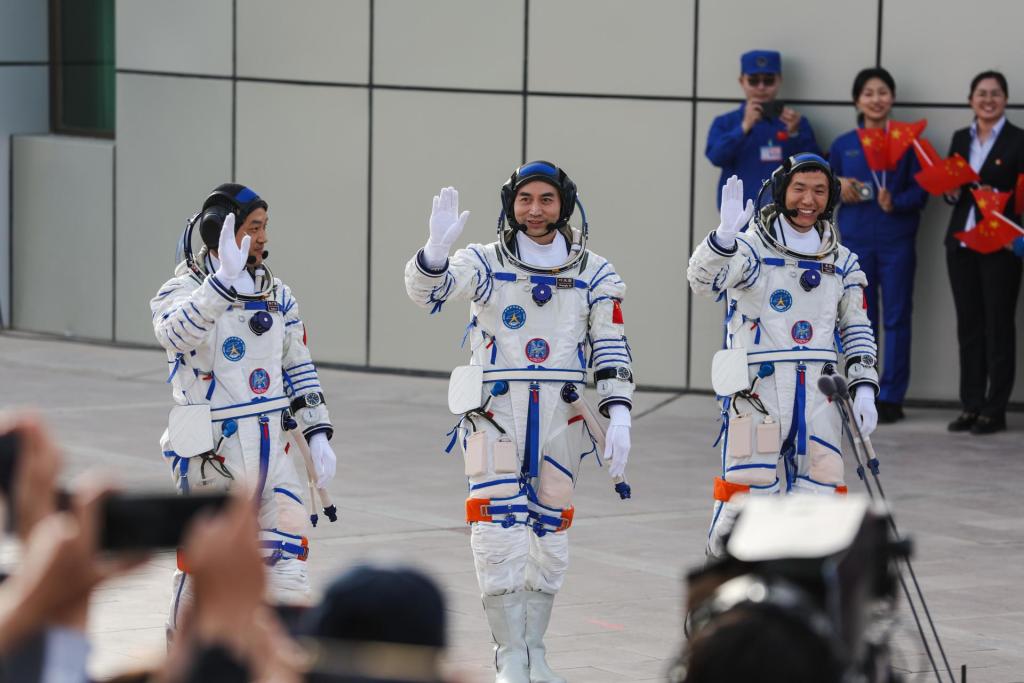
left=945, top=71, right=1024, bottom=434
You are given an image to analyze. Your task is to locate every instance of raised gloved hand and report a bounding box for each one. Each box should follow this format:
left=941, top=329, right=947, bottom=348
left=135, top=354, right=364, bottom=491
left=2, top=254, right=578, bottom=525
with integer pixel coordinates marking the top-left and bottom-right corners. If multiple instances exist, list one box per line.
left=853, top=386, right=878, bottom=437
left=604, top=404, right=631, bottom=479
left=308, top=433, right=336, bottom=489
left=422, top=186, right=470, bottom=269
left=715, top=175, right=754, bottom=249
left=214, top=213, right=250, bottom=283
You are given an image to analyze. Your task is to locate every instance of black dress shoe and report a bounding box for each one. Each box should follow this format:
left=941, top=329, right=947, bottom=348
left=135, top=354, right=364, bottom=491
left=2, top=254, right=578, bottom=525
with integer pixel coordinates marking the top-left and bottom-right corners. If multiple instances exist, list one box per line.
left=970, top=415, right=1006, bottom=435
left=876, top=401, right=905, bottom=424
left=947, top=412, right=978, bottom=432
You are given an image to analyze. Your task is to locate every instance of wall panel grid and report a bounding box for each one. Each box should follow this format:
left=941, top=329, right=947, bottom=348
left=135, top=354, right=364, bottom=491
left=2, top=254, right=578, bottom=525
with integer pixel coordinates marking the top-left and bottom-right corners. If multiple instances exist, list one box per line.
left=31, top=0, right=1021, bottom=403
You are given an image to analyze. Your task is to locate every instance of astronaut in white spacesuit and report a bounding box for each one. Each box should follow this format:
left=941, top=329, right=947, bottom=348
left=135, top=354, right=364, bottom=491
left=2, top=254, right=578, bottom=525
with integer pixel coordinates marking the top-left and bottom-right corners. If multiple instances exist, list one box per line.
left=405, top=162, right=635, bottom=683
left=688, top=154, right=879, bottom=558
left=151, top=184, right=338, bottom=636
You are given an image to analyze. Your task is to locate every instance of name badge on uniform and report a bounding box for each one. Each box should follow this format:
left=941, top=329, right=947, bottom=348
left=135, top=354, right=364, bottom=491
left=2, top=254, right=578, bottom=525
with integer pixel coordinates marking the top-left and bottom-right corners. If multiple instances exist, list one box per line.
left=760, top=144, right=783, bottom=163
left=266, top=300, right=280, bottom=312
left=556, top=277, right=575, bottom=289
left=821, top=263, right=835, bottom=274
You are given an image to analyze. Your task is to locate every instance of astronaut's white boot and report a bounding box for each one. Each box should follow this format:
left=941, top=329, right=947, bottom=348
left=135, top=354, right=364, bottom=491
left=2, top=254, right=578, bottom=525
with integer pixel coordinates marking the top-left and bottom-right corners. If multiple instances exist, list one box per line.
left=482, top=592, right=530, bottom=683
left=524, top=591, right=565, bottom=683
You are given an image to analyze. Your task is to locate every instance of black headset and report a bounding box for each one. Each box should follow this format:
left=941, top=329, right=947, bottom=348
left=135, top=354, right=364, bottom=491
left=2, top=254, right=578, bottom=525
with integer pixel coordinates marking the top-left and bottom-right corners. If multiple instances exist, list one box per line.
left=768, top=153, right=841, bottom=222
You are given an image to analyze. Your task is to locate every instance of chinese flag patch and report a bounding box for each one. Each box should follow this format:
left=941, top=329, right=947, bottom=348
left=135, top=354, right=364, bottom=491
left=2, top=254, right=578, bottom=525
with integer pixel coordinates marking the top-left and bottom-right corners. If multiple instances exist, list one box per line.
left=302, top=324, right=308, bottom=346
left=612, top=301, right=624, bottom=324
left=862, top=288, right=868, bottom=310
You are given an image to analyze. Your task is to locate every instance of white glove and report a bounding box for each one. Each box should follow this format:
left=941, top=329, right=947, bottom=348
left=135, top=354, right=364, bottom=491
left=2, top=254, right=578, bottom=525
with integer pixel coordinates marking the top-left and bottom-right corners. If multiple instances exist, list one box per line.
left=213, top=213, right=250, bottom=283
left=422, top=186, right=470, bottom=269
left=604, top=404, right=631, bottom=479
left=308, top=432, right=337, bottom=489
left=853, top=386, right=878, bottom=437
left=715, top=175, right=755, bottom=248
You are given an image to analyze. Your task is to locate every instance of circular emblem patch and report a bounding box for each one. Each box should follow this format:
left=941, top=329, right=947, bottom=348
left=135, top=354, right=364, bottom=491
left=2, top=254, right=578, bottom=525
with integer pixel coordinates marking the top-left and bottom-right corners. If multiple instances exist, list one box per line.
left=502, top=304, right=526, bottom=329
left=222, top=336, right=246, bottom=362
left=249, top=368, right=270, bottom=394
left=525, top=338, right=550, bottom=364
left=769, top=289, right=793, bottom=313
left=791, top=320, right=814, bottom=345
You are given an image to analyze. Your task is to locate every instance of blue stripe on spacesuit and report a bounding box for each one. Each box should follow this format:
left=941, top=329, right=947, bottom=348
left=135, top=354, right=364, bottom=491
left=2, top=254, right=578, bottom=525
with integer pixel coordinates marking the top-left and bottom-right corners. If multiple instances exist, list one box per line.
left=543, top=455, right=574, bottom=481
left=780, top=365, right=808, bottom=492
left=288, top=369, right=318, bottom=380
left=273, top=487, right=303, bottom=505
left=726, top=463, right=776, bottom=474
left=809, top=435, right=841, bottom=456
left=470, top=477, right=520, bottom=492
left=182, top=308, right=206, bottom=331
left=524, top=383, right=541, bottom=479
left=205, top=373, right=216, bottom=400
left=284, top=361, right=314, bottom=373
left=179, top=457, right=190, bottom=494
left=461, top=316, right=477, bottom=348
left=167, top=355, right=183, bottom=383
left=255, top=417, right=271, bottom=500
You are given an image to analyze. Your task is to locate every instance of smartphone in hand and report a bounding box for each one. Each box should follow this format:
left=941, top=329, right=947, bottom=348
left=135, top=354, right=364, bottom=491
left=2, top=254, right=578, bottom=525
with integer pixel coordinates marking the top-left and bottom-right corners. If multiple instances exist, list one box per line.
left=762, top=100, right=785, bottom=119
left=100, top=492, right=230, bottom=551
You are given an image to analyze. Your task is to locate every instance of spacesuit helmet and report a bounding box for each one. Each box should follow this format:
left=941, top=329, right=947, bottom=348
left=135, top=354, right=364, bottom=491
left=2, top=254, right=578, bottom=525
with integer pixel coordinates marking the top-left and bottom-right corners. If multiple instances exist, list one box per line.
left=500, top=160, right=577, bottom=233
left=767, top=153, right=841, bottom=222
left=198, top=183, right=269, bottom=251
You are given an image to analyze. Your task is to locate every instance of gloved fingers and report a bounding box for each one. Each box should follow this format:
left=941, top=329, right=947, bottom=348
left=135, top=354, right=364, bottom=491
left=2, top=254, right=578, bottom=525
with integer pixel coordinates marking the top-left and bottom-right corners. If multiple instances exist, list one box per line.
left=723, top=175, right=741, bottom=203
left=238, top=235, right=251, bottom=261
left=441, top=210, right=470, bottom=245
left=609, top=456, right=626, bottom=479
left=449, top=187, right=459, bottom=214
left=738, top=198, right=755, bottom=226
left=441, top=186, right=455, bottom=214
left=858, top=408, right=877, bottom=437
left=431, top=193, right=440, bottom=216
left=218, top=213, right=236, bottom=258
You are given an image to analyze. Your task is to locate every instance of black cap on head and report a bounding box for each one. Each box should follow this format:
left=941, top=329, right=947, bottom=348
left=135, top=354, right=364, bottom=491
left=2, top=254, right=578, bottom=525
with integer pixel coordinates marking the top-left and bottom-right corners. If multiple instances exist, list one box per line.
left=500, top=160, right=577, bottom=232
left=299, top=564, right=447, bottom=649
left=198, top=183, right=268, bottom=251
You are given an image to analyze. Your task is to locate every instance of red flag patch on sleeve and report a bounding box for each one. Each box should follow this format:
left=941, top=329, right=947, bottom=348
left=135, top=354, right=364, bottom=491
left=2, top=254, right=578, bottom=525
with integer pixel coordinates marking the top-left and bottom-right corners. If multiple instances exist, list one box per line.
left=862, top=288, right=868, bottom=310
left=612, top=300, right=624, bottom=324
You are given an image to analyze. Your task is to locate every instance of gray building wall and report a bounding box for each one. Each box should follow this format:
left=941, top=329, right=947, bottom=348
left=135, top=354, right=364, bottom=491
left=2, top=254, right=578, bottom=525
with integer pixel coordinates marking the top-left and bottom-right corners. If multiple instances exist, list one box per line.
left=6, top=0, right=1024, bottom=404
left=0, top=0, right=49, bottom=327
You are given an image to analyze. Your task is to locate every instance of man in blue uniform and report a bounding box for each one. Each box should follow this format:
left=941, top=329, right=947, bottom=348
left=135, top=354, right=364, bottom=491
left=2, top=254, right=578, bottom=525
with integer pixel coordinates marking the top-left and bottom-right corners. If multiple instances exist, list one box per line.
left=706, top=50, right=821, bottom=207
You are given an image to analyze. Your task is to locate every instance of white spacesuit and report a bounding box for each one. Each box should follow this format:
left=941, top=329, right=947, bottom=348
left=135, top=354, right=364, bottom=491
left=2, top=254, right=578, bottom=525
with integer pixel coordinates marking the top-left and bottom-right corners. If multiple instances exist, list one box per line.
left=152, top=184, right=336, bottom=636
left=688, top=155, right=879, bottom=558
left=405, top=162, right=634, bottom=683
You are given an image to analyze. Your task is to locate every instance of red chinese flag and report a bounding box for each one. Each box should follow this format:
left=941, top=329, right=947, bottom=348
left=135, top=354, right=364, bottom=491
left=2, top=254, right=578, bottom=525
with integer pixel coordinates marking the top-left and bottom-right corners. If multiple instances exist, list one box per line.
left=1015, top=173, right=1024, bottom=215
left=915, top=153, right=980, bottom=195
left=612, top=300, right=624, bottom=324
left=970, top=187, right=1011, bottom=219
left=912, top=137, right=941, bottom=168
left=887, top=119, right=927, bottom=168
left=954, top=212, right=1023, bottom=254
left=857, top=127, right=891, bottom=171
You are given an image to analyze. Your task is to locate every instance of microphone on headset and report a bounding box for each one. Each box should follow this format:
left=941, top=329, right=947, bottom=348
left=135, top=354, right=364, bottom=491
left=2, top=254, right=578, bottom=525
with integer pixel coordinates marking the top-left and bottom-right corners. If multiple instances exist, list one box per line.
left=245, top=250, right=269, bottom=265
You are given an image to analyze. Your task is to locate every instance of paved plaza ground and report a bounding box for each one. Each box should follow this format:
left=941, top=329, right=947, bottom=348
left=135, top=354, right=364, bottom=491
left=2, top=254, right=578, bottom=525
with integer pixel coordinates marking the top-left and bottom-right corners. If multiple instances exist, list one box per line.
left=0, top=332, right=1022, bottom=682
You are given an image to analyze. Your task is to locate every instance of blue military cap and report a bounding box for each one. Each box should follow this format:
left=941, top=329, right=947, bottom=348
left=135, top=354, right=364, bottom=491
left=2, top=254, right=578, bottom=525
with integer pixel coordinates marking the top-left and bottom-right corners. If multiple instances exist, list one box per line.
left=740, top=50, right=781, bottom=75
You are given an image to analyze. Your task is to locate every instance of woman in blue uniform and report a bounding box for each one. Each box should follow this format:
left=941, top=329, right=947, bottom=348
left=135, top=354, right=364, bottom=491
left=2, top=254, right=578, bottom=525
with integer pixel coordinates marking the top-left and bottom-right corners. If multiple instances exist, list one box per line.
left=829, top=68, right=928, bottom=423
